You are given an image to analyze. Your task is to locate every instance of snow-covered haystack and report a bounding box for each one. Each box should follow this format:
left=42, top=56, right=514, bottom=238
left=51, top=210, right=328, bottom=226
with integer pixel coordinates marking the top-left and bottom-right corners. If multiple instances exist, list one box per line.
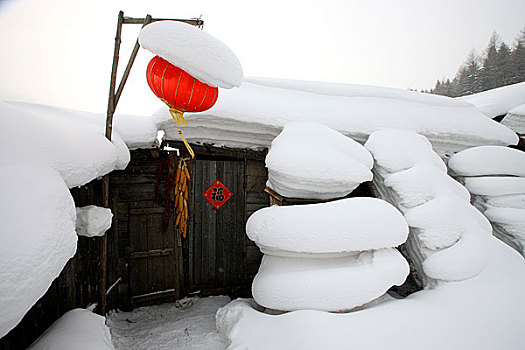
left=154, top=79, right=518, bottom=155
left=28, top=309, right=114, bottom=350
left=448, top=146, right=525, bottom=256
left=501, top=104, right=525, bottom=135
left=265, top=122, right=373, bottom=199
left=247, top=199, right=409, bottom=312
left=365, top=129, right=492, bottom=284
left=0, top=101, right=136, bottom=337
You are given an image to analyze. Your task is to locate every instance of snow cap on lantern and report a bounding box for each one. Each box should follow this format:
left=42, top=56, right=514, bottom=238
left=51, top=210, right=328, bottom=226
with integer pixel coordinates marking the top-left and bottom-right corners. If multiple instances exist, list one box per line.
left=139, top=20, right=243, bottom=89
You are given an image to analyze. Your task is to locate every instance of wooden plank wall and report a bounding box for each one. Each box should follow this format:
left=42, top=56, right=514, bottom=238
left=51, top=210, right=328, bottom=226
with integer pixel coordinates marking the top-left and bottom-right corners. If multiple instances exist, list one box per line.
left=244, top=160, right=268, bottom=282
left=110, top=149, right=184, bottom=308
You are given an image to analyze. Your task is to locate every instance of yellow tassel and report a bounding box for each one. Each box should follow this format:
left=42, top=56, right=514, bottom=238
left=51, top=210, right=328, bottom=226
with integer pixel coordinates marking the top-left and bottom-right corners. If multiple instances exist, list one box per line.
left=169, top=108, right=189, bottom=126
left=178, top=130, right=195, bottom=159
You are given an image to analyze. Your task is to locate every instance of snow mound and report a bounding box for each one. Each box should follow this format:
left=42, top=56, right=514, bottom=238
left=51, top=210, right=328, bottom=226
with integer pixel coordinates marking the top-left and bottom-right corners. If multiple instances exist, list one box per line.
left=479, top=194, right=525, bottom=209
left=364, top=129, right=446, bottom=175
left=366, top=129, right=492, bottom=282
left=265, top=122, right=373, bottom=199
left=501, top=103, right=525, bottom=134
left=384, top=165, right=470, bottom=209
left=216, top=239, right=525, bottom=350
left=484, top=207, right=525, bottom=241
left=139, top=21, right=242, bottom=89
left=76, top=205, right=113, bottom=237
left=246, top=198, right=408, bottom=254
left=404, top=195, right=491, bottom=250
left=0, top=101, right=131, bottom=187
left=459, top=81, right=525, bottom=119
left=422, top=227, right=491, bottom=281
left=252, top=249, right=409, bottom=312
left=463, top=176, right=525, bottom=196
left=0, top=166, right=77, bottom=338
left=448, top=146, right=525, bottom=177
left=28, top=309, right=114, bottom=350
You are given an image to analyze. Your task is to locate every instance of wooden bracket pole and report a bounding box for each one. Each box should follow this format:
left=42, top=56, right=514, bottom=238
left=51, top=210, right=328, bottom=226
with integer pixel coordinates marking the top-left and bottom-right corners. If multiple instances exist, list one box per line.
left=100, top=10, right=124, bottom=316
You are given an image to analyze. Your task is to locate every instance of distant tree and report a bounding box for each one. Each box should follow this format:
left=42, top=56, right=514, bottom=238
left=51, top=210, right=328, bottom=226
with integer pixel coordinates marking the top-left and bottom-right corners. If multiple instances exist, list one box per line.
left=480, top=32, right=501, bottom=90
left=510, top=25, right=525, bottom=83
left=427, top=27, right=525, bottom=97
left=455, top=51, right=481, bottom=95
left=496, top=42, right=512, bottom=87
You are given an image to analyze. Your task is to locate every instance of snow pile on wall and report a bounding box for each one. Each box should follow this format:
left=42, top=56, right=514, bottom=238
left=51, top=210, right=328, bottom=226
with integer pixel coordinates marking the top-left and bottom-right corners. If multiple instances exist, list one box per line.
left=365, top=129, right=491, bottom=283
left=247, top=198, right=408, bottom=255
left=501, top=103, right=525, bottom=135
left=459, top=81, right=525, bottom=119
left=139, top=21, right=243, bottom=89
left=247, top=125, right=409, bottom=312
left=76, top=206, right=113, bottom=238
left=449, top=146, right=525, bottom=256
left=248, top=200, right=409, bottom=312
left=154, top=79, right=518, bottom=156
left=216, top=129, right=525, bottom=350
left=28, top=309, right=114, bottom=350
left=0, top=101, right=135, bottom=337
left=265, top=122, right=373, bottom=199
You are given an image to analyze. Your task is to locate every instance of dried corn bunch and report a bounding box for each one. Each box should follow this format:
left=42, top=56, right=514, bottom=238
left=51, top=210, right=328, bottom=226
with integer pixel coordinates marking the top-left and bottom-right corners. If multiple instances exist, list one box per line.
left=174, top=158, right=191, bottom=238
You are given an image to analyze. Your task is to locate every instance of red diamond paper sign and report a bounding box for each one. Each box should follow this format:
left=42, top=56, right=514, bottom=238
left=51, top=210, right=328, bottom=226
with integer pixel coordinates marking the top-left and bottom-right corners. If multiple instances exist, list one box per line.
left=203, top=180, right=233, bottom=210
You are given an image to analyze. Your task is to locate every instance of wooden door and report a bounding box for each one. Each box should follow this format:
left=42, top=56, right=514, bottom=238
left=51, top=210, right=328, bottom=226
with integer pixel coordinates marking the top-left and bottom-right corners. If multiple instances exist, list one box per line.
left=128, top=203, right=183, bottom=306
left=189, top=159, right=246, bottom=292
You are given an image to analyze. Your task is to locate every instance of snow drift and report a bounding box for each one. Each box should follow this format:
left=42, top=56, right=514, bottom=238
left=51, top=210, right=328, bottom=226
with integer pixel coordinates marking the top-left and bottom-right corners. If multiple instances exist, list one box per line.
left=28, top=309, right=114, bottom=350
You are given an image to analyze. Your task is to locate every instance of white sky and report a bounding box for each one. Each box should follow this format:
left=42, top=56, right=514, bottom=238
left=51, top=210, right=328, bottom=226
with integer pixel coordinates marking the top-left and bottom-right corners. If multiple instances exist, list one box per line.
left=0, top=0, right=524, bottom=115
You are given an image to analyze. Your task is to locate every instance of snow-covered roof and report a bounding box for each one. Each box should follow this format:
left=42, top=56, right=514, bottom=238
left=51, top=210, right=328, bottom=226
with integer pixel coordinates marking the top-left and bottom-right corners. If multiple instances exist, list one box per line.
left=459, top=81, right=525, bottom=119
left=155, top=79, right=518, bottom=156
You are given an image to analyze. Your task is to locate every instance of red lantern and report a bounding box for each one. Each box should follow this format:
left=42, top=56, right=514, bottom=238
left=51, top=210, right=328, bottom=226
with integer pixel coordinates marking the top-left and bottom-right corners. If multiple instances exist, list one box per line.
left=146, top=55, right=219, bottom=157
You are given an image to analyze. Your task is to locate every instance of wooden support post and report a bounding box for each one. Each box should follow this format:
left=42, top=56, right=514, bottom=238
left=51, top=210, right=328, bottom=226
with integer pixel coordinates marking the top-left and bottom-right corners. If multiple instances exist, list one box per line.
left=100, top=10, right=124, bottom=316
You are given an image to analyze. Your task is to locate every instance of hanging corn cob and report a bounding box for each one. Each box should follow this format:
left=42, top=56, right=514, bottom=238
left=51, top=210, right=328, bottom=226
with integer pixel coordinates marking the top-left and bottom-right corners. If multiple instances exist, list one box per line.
left=174, top=158, right=191, bottom=238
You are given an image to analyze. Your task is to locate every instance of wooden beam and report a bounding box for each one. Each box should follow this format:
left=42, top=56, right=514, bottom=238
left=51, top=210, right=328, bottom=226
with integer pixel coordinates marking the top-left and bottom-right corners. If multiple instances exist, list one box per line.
left=123, top=16, right=203, bottom=27
left=114, top=15, right=152, bottom=107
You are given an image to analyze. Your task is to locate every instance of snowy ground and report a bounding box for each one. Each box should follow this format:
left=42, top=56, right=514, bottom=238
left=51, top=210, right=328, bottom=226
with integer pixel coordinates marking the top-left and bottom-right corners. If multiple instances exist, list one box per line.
left=107, top=296, right=230, bottom=350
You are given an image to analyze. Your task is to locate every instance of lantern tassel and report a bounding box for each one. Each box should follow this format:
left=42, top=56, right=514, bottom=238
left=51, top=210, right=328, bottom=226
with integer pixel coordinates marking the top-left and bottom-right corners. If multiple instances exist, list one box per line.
left=169, top=108, right=189, bottom=126
left=168, top=108, right=194, bottom=158
left=178, top=130, right=195, bottom=159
